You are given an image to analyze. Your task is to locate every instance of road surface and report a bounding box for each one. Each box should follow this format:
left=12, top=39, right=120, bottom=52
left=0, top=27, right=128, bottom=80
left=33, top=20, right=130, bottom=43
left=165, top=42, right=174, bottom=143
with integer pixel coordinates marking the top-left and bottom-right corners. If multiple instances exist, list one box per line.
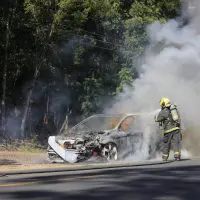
left=0, top=159, right=200, bottom=200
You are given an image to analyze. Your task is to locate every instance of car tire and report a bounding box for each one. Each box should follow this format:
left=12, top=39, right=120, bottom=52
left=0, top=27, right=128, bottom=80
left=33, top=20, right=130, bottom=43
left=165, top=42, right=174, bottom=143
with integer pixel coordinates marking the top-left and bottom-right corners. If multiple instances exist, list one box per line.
left=102, top=143, right=118, bottom=161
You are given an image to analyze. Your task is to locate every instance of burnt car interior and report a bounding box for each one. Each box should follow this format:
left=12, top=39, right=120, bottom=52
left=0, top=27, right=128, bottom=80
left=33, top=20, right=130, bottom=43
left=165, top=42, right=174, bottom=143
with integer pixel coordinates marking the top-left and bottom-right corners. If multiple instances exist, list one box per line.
left=118, top=116, right=142, bottom=133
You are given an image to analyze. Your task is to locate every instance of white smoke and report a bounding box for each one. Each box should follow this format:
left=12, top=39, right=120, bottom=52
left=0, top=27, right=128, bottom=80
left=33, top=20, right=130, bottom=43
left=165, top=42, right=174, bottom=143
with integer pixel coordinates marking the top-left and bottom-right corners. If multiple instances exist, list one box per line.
left=107, top=0, right=200, bottom=160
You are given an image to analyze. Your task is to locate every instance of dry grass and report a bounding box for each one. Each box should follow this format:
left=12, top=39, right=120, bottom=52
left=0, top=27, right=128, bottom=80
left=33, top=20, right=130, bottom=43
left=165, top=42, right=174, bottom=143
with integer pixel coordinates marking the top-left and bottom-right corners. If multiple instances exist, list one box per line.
left=1, top=138, right=46, bottom=153
left=0, top=139, right=68, bottom=173
left=0, top=150, right=57, bottom=172
left=0, top=151, right=47, bottom=164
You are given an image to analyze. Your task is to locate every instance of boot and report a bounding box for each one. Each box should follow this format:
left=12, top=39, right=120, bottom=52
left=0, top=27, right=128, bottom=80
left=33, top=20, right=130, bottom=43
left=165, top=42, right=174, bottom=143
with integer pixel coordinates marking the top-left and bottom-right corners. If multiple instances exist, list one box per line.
left=174, top=152, right=181, bottom=161
left=162, top=154, right=169, bottom=161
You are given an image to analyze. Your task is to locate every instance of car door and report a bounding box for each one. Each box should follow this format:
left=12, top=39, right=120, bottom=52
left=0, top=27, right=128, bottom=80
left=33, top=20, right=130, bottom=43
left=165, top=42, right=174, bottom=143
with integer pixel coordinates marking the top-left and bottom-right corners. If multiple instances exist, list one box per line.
left=117, top=115, right=144, bottom=157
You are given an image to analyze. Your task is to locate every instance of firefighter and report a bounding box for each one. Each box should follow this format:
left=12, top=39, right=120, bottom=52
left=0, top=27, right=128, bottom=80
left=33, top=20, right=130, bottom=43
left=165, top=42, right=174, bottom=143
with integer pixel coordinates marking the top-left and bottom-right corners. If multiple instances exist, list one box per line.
left=155, top=97, right=182, bottom=161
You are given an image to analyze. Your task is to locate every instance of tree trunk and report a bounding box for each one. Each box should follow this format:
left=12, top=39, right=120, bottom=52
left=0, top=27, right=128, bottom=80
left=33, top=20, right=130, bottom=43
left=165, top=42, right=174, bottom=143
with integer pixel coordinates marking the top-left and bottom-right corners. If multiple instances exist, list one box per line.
left=20, top=64, right=40, bottom=138
left=20, top=0, right=57, bottom=138
left=1, top=11, right=10, bottom=138
left=1, top=0, right=17, bottom=139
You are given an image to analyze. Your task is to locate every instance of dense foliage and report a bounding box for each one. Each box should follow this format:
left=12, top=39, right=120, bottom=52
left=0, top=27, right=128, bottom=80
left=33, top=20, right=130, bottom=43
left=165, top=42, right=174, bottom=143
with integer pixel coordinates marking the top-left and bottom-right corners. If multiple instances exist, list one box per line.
left=0, top=0, right=180, bottom=140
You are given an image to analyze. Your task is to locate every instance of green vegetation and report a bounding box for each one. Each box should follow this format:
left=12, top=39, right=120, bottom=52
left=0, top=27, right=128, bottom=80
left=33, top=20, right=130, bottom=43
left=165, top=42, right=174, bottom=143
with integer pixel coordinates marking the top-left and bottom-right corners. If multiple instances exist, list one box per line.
left=0, top=0, right=181, bottom=141
left=17, top=144, right=45, bottom=153
left=1, top=138, right=46, bottom=153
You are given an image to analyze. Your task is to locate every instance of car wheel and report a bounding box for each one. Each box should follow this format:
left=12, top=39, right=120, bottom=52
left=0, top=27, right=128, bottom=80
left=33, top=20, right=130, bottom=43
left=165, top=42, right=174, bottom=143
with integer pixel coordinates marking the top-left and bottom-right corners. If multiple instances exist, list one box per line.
left=102, top=143, right=118, bottom=161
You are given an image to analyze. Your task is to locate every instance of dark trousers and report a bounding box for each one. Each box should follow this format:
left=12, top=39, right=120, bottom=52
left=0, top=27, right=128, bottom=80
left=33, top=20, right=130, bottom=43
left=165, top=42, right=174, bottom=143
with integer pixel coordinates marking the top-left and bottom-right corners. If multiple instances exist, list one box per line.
left=162, top=129, right=181, bottom=160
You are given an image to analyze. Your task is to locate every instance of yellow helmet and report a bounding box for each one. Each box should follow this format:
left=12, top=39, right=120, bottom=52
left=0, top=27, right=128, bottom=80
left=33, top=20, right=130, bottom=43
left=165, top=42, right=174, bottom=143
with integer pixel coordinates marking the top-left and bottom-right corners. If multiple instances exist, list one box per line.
left=159, top=97, right=171, bottom=108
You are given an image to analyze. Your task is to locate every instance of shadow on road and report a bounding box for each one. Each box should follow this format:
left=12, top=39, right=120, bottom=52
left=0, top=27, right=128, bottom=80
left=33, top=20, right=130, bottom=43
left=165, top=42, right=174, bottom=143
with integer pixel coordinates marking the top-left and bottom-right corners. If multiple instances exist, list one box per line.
left=1, top=164, right=200, bottom=200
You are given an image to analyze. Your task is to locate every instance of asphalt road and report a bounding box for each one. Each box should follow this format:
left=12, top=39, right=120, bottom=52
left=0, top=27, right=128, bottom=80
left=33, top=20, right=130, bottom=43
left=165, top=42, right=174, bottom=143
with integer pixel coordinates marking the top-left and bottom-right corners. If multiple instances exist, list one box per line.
left=0, top=159, right=200, bottom=200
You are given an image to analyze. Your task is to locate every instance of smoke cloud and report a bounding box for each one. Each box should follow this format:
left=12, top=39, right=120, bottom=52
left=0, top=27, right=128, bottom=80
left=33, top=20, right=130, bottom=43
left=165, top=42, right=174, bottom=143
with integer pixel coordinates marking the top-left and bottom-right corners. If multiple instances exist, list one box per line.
left=107, top=0, right=200, bottom=159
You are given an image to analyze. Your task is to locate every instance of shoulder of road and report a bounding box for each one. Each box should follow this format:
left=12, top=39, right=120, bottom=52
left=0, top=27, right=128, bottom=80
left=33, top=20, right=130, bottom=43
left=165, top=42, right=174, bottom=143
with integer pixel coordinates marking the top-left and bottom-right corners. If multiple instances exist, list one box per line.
left=2, top=158, right=200, bottom=176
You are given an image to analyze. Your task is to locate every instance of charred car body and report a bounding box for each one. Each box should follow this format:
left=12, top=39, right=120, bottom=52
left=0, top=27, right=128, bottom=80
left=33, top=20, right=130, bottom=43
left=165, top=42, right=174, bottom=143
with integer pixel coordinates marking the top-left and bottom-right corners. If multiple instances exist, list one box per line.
left=47, top=112, right=161, bottom=163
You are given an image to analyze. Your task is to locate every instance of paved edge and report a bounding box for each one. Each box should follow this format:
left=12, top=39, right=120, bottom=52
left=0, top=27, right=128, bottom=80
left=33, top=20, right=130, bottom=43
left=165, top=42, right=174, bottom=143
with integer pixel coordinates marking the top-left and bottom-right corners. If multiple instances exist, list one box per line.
left=1, top=160, right=174, bottom=176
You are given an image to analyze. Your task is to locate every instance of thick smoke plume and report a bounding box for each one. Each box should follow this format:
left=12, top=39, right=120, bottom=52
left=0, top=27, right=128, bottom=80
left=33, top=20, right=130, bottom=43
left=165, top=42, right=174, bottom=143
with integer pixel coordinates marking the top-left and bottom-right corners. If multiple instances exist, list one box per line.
left=107, top=0, right=200, bottom=159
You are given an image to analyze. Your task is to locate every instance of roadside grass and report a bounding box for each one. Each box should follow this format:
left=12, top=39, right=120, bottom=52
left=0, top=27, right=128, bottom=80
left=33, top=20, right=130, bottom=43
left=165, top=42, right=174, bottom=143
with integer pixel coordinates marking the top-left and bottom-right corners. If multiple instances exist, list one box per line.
left=0, top=136, right=47, bottom=153
left=1, top=144, right=46, bottom=153
left=16, top=145, right=46, bottom=153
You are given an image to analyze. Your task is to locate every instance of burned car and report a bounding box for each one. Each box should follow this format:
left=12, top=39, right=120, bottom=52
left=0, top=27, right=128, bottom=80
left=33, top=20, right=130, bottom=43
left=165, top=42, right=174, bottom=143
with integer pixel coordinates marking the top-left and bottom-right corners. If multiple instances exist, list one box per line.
left=47, top=113, right=161, bottom=163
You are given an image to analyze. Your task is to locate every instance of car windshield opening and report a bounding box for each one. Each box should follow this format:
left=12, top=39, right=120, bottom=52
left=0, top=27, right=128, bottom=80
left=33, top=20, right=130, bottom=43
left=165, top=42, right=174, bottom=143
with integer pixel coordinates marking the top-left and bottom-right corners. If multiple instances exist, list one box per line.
left=69, top=114, right=125, bottom=134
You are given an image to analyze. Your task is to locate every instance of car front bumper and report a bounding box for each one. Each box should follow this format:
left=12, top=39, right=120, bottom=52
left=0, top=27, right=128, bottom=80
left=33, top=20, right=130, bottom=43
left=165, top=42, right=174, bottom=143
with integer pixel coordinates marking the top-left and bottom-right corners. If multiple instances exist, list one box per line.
left=48, top=136, right=83, bottom=163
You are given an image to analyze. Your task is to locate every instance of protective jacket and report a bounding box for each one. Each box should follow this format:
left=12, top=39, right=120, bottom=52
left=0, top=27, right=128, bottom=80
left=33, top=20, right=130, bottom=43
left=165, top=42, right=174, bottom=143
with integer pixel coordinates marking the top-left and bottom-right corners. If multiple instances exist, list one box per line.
left=156, top=104, right=181, bottom=134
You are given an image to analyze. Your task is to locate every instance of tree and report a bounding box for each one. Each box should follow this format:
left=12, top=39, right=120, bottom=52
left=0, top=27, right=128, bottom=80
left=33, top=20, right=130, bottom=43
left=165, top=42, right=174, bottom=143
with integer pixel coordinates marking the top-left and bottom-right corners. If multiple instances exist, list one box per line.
left=122, top=0, right=181, bottom=71
left=0, top=0, right=181, bottom=140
